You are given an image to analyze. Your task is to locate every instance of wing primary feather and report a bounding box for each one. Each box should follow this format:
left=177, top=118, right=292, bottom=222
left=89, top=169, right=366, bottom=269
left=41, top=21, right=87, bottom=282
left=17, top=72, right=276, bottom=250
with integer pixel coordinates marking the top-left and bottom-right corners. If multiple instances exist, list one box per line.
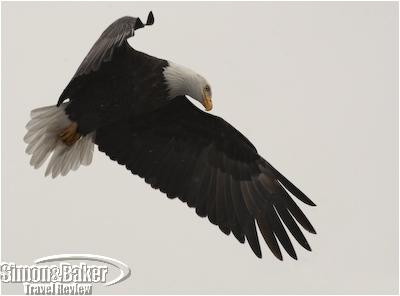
left=250, top=178, right=297, bottom=259
left=284, top=194, right=317, bottom=234
left=265, top=205, right=297, bottom=260
left=230, top=179, right=262, bottom=258
left=223, top=171, right=244, bottom=242
left=256, top=215, right=283, bottom=260
left=146, top=11, right=154, bottom=25
left=264, top=161, right=316, bottom=206
left=275, top=205, right=311, bottom=251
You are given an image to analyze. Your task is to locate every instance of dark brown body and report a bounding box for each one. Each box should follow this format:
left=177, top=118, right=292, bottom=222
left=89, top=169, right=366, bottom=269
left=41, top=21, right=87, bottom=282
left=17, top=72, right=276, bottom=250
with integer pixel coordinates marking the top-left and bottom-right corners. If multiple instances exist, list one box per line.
left=58, top=43, right=169, bottom=135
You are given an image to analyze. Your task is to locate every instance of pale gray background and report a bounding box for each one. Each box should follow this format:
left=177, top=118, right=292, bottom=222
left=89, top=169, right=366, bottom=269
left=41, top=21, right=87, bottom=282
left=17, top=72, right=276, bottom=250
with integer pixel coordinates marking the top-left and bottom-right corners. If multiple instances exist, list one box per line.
left=2, top=1, right=398, bottom=294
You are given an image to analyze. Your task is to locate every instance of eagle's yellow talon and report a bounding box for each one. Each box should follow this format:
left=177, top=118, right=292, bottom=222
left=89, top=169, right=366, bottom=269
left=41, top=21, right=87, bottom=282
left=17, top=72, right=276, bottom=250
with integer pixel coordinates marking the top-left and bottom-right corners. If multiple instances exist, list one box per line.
left=59, top=122, right=80, bottom=146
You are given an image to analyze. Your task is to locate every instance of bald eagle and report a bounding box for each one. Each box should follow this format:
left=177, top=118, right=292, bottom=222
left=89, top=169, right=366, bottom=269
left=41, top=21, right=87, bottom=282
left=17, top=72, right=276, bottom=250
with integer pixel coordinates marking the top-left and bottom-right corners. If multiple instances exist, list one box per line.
left=24, top=12, right=316, bottom=260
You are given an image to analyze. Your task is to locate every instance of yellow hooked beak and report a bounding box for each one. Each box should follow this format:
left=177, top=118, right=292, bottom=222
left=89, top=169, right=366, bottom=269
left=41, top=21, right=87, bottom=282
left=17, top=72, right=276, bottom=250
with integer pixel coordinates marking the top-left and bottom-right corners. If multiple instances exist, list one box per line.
left=202, top=94, right=213, bottom=111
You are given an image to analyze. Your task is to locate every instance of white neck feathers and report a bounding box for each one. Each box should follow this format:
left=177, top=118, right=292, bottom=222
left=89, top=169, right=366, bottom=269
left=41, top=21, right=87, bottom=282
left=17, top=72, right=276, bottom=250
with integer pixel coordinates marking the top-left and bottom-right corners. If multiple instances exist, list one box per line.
left=163, top=62, right=203, bottom=101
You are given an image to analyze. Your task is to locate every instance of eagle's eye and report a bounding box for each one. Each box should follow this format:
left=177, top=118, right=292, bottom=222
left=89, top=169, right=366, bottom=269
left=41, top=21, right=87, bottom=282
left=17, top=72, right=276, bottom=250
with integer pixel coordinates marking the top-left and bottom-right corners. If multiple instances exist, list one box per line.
left=204, top=85, right=210, bottom=92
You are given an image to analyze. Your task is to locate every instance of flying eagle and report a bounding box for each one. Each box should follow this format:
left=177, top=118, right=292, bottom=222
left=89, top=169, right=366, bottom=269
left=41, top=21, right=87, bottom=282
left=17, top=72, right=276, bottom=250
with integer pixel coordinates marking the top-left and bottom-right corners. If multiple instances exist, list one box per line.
left=24, top=12, right=316, bottom=260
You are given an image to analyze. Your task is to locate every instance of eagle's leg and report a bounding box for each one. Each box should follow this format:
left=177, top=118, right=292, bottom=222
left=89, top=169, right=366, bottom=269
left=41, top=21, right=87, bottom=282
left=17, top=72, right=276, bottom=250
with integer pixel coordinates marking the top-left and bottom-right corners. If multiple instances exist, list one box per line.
left=59, top=122, right=81, bottom=146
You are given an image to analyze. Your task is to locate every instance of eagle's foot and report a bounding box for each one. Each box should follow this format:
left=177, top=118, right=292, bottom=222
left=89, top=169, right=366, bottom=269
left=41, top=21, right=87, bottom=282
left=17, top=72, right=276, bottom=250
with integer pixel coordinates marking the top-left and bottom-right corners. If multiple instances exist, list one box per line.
left=59, top=122, right=81, bottom=146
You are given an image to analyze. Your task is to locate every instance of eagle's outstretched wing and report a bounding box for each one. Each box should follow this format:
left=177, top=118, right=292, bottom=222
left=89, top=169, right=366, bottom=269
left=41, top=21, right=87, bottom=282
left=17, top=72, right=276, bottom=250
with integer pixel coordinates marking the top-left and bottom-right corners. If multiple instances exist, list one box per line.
left=95, top=96, right=316, bottom=259
left=74, top=12, right=154, bottom=78
left=57, top=12, right=154, bottom=106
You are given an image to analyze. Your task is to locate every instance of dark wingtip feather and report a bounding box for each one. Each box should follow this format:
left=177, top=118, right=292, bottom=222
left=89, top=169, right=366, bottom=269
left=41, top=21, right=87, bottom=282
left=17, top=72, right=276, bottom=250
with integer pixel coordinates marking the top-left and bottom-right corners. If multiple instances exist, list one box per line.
left=146, top=11, right=154, bottom=25
left=219, top=224, right=231, bottom=235
left=264, top=160, right=316, bottom=207
left=308, top=226, right=317, bottom=235
left=233, top=231, right=245, bottom=244
left=273, top=251, right=283, bottom=261
left=309, top=200, right=317, bottom=207
left=300, top=237, right=312, bottom=251
left=246, top=233, right=262, bottom=258
left=134, top=18, right=144, bottom=30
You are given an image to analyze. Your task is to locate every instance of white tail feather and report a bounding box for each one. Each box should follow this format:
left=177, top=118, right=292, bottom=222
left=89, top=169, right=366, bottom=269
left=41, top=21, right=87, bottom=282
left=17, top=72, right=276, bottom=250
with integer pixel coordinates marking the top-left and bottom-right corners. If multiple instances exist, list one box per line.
left=24, top=103, right=95, bottom=178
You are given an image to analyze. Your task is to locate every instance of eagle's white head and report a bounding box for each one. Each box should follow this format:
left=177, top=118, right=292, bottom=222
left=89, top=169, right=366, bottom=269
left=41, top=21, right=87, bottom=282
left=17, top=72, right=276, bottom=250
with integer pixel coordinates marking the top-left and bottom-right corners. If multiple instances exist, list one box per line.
left=163, top=62, right=213, bottom=111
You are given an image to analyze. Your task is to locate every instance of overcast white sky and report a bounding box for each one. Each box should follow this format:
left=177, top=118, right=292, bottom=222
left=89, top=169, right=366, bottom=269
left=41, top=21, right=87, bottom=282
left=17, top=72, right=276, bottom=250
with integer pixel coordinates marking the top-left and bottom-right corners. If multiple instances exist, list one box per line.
left=2, top=1, right=398, bottom=294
